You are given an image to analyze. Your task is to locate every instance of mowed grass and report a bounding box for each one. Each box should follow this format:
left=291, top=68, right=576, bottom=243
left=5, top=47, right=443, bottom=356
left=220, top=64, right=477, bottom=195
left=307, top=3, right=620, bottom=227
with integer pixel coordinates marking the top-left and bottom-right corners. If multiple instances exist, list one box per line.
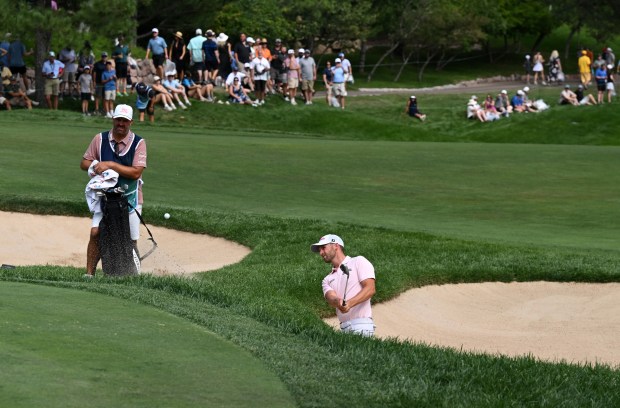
left=1, top=87, right=620, bottom=407
left=0, top=282, right=294, bottom=408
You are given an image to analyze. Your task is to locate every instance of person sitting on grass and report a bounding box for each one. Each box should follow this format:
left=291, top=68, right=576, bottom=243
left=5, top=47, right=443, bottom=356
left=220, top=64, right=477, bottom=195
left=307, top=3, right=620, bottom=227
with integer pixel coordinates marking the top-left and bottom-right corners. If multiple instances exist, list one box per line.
left=5, top=75, right=37, bottom=110
left=151, top=75, right=176, bottom=111
left=405, top=95, right=426, bottom=121
left=575, top=84, right=597, bottom=105
left=559, top=84, right=579, bottom=106
left=511, top=90, right=529, bottom=113
left=228, top=77, right=256, bottom=106
left=466, top=95, right=486, bottom=122
left=182, top=75, right=210, bottom=102
left=483, top=94, right=500, bottom=121
left=494, top=90, right=513, bottom=117
left=163, top=70, right=190, bottom=109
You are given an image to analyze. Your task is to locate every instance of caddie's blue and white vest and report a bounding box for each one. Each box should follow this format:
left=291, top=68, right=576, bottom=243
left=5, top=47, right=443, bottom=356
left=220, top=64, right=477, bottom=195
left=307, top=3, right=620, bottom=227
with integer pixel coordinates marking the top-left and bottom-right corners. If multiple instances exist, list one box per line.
left=99, top=130, right=142, bottom=211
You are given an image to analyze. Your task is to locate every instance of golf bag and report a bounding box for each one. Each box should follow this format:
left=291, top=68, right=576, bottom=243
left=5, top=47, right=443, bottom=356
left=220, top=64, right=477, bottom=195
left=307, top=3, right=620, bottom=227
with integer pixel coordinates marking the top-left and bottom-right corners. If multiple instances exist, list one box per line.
left=99, top=191, right=140, bottom=276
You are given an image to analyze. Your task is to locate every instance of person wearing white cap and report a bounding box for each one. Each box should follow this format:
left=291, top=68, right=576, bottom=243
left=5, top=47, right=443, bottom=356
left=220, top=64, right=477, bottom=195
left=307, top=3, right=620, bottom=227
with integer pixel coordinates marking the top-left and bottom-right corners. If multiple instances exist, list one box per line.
left=494, top=90, right=513, bottom=117
left=405, top=95, right=426, bottom=121
left=605, top=64, right=615, bottom=103
left=338, top=51, right=353, bottom=84
left=284, top=48, right=301, bottom=104
left=331, top=57, right=347, bottom=109
left=42, top=50, right=65, bottom=110
left=80, top=104, right=148, bottom=277
left=310, top=234, right=376, bottom=337
left=466, top=95, right=487, bottom=121
left=188, top=28, right=206, bottom=83
left=145, top=27, right=168, bottom=80
left=299, top=49, right=316, bottom=105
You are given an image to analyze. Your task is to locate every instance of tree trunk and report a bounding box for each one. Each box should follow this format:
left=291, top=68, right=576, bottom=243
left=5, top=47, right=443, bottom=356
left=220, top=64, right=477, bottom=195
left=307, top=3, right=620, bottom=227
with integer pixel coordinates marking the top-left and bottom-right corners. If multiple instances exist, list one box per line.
left=564, top=26, right=579, bottom=60
left=34, top=28, right=52, bottom=104
left=418, top=49, right=438, bottom=82
left=358, top=40, right=367, bottom=74
left=394, top=50, right=414, bottom=82
left=530, top=32, right=547, bottom=54
left=367, top=41, right=400, bottom=82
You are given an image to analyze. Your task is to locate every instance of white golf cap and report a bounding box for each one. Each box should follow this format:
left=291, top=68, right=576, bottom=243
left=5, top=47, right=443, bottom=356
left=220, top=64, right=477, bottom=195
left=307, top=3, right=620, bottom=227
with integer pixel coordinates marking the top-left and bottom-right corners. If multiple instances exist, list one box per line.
left=247, top=37, right=255, bottom=43
left=287, top=49, right=294, bottom=54
left=196, top=28, right=202, bottom=35
left=335, top=58, right=341, bottom=63
left=152, top=28, right=159, bottom=33
left=298, top=48, right=304, bottom=53
left=112, top=104, right=133, bottom=120
left=310, top=234, right=344, bottom=252
left=501, top=89, right=507, bottom=94
left=410, top=95, right=416, bottom=99
left=523, top=86, right=530, bottom=92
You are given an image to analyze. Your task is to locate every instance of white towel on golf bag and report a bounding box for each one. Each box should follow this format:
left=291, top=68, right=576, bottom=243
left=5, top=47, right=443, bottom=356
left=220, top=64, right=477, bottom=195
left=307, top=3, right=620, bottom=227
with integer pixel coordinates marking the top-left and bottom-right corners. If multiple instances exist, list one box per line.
left=85, top=169, right=119, bottom=213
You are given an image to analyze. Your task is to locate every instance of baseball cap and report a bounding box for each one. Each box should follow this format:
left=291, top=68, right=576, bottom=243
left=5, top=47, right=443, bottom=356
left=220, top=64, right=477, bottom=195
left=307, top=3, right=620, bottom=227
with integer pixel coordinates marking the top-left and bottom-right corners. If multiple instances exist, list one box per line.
left=196, top=28, right=202, bottom=35
left=577, top=84, right=583, bottom=89
left=101, top=51, right=108, bottom=57
left=335, top=57, right=341, bottom=63
left=517, top=90, right=524, bottom=95
left=338, top=52, right=344, bottom=57
left=304, top=49, right=310, bottom=54
left=564, top=84, right=570, bottom=89
left=112, top=104, right=133, bottom=121
left=275, top=38, right=282, bottom=43
left=410, top=95, right=416, bottom=99
left=48, top=51, right=55, bottom=57
left=244, top=62, right=250, bottom=68
left=298, top=48, right=304, bottom=53
left=83, top=65, right=91, bottom=70
left=310, top=234, right=344, bottom=252
left=153, top=75, right=161, bottom=81
left=471, top=95, right=477, bottom=100
left=608, top=64, right=614, bottom=69
left=247, top=37, right=255, bottom=44
left=501, top=89, right=507, bottom=94
left=152, top=28, right=159, bottom=33
left=523, top=86, right=530, bottom=93
left=287, top=49, right=294, bottom=54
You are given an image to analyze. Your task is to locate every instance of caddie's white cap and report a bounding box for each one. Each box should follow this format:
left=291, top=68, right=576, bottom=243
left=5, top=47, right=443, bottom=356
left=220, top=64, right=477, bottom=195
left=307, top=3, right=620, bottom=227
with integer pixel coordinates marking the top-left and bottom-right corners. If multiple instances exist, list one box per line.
left=112, top=104, right=133, bottom=120
left=310, top=234, right=344, bottom=252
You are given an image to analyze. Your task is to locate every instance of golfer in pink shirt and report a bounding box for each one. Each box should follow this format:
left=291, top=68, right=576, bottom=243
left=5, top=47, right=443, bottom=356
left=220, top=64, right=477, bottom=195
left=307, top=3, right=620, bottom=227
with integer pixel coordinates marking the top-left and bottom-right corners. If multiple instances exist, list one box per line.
left=311, top=234, right=376, bottom=336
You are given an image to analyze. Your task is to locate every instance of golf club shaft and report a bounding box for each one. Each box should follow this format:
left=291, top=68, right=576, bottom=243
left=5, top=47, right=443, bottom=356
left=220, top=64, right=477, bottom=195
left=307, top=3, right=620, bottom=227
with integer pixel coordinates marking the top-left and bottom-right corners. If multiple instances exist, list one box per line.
left=340, top=264, right=350, bottom=306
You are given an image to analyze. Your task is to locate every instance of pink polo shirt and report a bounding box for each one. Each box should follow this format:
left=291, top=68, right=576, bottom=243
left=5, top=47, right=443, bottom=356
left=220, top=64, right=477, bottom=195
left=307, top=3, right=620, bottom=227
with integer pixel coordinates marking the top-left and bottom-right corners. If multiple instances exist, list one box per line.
left=83, top=130, right=147, bottom=168
left=322, top=255, right=375, bottom=323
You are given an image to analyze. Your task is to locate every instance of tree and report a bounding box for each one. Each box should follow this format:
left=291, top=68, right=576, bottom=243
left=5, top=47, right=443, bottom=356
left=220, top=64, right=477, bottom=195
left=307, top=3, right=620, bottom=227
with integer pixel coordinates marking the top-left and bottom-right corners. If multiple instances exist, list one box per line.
left=0, top=0, right=137, bottom=102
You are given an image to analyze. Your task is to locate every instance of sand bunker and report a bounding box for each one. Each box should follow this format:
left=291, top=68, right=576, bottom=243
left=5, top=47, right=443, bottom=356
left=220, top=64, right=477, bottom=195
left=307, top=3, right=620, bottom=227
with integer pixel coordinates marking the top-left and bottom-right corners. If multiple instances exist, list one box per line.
left=0, top=211, right=250, bottom=275
left=325, top=281, right=620, bottom=367
left=2, top=211, right=618, bottom=367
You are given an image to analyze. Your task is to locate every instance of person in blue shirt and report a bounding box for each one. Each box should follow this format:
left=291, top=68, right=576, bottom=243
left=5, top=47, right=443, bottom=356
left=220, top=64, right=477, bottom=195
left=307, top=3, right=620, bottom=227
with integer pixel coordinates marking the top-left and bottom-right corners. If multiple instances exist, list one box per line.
left=331, top=58, right=347, bottom=109
left=595, top=64, right=607, bottom=104
left=101, top=61, right=117, bottom=117
left=145, top=28, right=168, bottom=79
left=201, top=30, right=220, bottom=84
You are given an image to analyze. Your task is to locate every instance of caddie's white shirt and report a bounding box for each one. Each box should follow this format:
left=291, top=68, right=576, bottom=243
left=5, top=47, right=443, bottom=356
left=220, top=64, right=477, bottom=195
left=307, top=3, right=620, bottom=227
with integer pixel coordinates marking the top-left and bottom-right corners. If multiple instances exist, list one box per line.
left=322, top=255, right=375, bottom=323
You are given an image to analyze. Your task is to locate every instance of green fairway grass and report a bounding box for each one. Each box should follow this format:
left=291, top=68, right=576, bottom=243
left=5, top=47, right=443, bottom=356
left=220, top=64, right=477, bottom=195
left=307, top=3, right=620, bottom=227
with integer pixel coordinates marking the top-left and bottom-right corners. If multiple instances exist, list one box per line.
left=1, top=83, right=620, bottom=407
left=0, top=281, right=294, bottom=408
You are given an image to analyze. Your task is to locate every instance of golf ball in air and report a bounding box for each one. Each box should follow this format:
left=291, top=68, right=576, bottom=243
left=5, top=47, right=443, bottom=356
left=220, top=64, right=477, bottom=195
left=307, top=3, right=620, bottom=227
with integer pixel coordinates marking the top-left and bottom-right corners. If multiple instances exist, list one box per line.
left=164, top=213, right=170, bottom=219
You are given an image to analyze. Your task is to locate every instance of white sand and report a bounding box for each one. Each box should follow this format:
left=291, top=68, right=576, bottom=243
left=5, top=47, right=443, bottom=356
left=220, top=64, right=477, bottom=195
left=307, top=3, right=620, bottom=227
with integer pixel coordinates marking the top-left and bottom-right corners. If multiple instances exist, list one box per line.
left=3, top=211, right=618, bottom=367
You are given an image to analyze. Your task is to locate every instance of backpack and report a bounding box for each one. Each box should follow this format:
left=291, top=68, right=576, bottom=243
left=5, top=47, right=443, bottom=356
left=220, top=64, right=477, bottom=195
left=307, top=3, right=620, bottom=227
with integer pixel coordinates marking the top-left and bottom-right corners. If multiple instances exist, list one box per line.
left=99, top=191, right=140, bottom=276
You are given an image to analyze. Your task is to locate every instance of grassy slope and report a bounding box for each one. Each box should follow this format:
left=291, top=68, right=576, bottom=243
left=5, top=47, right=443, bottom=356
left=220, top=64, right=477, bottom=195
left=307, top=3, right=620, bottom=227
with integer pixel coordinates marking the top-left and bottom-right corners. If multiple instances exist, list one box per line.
left=2, top=28, right=620, bottom=405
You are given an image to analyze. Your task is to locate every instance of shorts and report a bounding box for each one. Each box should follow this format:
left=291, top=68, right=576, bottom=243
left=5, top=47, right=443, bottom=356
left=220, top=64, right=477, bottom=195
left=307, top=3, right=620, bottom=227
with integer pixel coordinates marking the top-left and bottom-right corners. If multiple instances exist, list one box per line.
left=204, top=60, right=218, bottom=71
left=9, top=65, right=26, bottom=75
left=104, top=90, right=116, bottom=100
left=606, top=82, right=615, bottom=91
left=301, top=79, right=314, bottom=92
left=340, top=318, right=375, bottom=337
left=152, top=54, right=165, bottom=67
left=287, top=77, right=299, bottom=89
left=81, top=92, right=91, bottom=101
left=254, top=79, right=266, bottom=92
left=115, top=61, right=128, bottom=78
left=44, top=78, right=60, bottom=95
left=9, top=97, right=26, bottom=107
left=597, top=83, right=606, bottom=92
left=193, top=61, right=205, bottom=72
left=95, top=84, right=105, bottom=98
left=62, top=70, right=76, bottom=83
left=332, top=82, right=347, bottom=97
left=92, top=210, right=140, bottom=241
